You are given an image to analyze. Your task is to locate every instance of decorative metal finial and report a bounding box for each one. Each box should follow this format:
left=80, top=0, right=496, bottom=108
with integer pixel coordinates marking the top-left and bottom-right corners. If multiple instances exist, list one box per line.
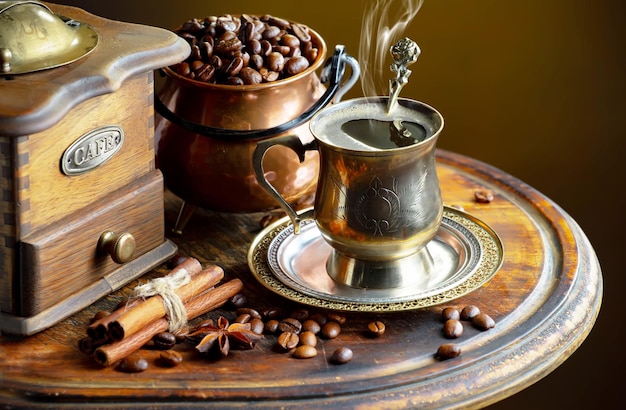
left=387, top=37, right=420, bottom=113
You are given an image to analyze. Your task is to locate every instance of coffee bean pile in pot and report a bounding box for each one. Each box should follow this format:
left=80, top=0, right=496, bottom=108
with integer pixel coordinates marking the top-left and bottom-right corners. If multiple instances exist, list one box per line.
left=171, top=14, right=320, bottom=85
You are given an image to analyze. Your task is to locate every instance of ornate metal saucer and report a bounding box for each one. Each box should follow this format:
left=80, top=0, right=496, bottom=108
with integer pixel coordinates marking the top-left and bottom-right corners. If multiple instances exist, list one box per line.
left=247, top=206, right=504, bottom=312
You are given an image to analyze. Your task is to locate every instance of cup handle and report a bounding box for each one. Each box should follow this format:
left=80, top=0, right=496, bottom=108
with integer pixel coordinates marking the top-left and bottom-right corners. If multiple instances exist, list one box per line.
left=253, top=135, right=317, bottom=234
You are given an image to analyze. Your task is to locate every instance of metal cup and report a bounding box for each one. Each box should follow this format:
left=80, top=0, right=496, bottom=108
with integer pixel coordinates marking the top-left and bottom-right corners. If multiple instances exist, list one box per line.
left=254, top=96, right=444, bottom=289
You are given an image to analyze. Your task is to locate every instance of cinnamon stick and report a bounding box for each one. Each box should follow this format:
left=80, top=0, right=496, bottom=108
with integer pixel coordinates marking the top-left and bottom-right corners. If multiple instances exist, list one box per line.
left=108, top=264, right=224, bottom=341
left=94, top=278, right=244, bottom=367
left=87, top=257, right=203, bottom=340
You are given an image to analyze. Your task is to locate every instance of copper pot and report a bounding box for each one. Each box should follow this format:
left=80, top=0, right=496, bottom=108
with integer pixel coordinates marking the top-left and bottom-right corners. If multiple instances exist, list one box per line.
left=154, top=24, right=358, bottom=232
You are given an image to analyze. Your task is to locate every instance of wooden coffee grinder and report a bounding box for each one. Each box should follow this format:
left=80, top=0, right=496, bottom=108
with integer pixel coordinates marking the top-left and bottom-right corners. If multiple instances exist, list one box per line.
left=0, top=1, right=190, bottom=335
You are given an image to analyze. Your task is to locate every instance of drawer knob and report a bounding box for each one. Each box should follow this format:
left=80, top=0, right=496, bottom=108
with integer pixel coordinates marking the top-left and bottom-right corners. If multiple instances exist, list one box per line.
left=98, top=231, right=136, bottom=264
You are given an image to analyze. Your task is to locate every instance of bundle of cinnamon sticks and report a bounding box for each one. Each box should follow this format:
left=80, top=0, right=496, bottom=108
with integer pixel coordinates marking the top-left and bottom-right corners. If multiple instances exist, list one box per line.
left=79, top=257, right=243, bottom=367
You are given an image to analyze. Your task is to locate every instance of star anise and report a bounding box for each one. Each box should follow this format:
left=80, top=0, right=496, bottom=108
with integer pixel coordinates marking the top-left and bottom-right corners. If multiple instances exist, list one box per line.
left=187, top=316, right=263, bottom=357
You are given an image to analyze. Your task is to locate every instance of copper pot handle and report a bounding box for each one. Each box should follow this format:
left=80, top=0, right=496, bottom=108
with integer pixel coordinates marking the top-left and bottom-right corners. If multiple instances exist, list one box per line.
left=154, top=45, right=359, bottom=141
left=252, top=135, right=317, bottom=234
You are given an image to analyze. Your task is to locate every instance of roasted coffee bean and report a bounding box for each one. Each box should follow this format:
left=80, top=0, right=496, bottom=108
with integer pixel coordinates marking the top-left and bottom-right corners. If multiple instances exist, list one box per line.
left=441, top=307, right=460, bottom=321
left=226, top=293, right=247, bottom=309
left=152, top=332, right=177, bottom=350
left=260, top=307, right=283, bottom=320
left=367, top=321, right=386, bottom=337
left=473, top=313, right=496, bottom=330
left=277, top=331, right=299, bottom=350
left=176, top=61, right=191, bottom=76
left=278, top=318, right=302, bottom=334
left=116, top=354, right=148, bottom=373
left=157, top=350, right=183, bottom=367
left=235, top=313, right=251, bottom=324
left=284, top=56, right=309, bottom=76
left=249, top=318, right=265, bottom=335
left=460, top=305, right=481, bottom=321
left=225, top=76, right=244, bottom=85
left=293, top=344, right=317, bottom=359
left=264, top=319, right=280, bottom=334
left=320, top=321, right=341, bottom=339
left=174, top=14, right=320, bottom=85
left=443, top=319, right=464, bottom=339
left=326, top=313, right=346, bottom=325
left=239, top=67, right=263, bottom=85
left=262, top=25, right=281, bottom=40
left=302, top=319, right=321, bottom=335
left=224, top=56, right=244, bottom=76
left=236, top=308, right=261, bottom=320
left=474, top=189, right=494, bottom=203
left=196, top=64, right=215, bottom=82
left=290, top=308, right=309, bottom=321
left=299, top=331, right=317, bottom=347
left=436, top=343, right=462, bottom=360
left=280, top=34, right=300, bottom=49
left=309, top=313, right=327, bottom=326
left=330, top=347, right=353, bottom=364
left=266, top=52, right=285, bottom=72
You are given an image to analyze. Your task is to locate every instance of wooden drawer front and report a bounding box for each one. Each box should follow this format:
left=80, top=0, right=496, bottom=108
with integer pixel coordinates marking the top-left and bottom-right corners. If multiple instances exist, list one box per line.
left=18, top=171, right=165, bottom=316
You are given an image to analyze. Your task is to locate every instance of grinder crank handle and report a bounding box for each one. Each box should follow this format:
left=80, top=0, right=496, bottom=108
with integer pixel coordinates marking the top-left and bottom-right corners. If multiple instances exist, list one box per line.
left=252, top=135, right=318, bottom=234
left=154, top=45, right=360, bottom=141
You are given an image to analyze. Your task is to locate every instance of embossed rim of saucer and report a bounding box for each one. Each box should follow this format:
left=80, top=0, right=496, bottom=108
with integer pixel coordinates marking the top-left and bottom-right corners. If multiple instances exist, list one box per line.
left=247, top=207, right=504, bottom=312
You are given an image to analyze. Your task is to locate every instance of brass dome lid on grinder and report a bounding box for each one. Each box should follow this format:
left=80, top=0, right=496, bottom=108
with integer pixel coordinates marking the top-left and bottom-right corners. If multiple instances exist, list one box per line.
left=0, top=0, right=98, bottom=75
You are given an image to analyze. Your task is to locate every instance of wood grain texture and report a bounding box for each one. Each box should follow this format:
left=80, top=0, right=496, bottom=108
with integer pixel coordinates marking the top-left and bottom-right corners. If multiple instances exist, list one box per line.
left=0, top=150, right=602, bottom=409
left=19, top=171, right=166, bottom=315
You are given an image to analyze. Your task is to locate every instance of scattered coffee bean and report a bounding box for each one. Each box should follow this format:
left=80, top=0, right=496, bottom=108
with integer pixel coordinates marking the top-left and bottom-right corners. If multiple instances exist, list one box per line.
left=260, top=307, right=283, bottom=320
left=152, top=332, right=177, bottom=350
left=320, top=321, right=341, bottom=339
left=264, top=319, right=280, bottom=334
left=472, top=313, right=496, bottom=330
left=226, top=293, right=247, bottom=309
left=443, top=319, right=464, bottom=339
left=436, top=343, right=461, bottom=360
left=157, top=350, right=183, bottom=368
left=367, top=321, right=386, bottom=337
left=293, top=345, right=317, bottom=359
left=236, top=308, right=261, bottom=320
left=299, top=331, right=317, bottom=347
left=441, top=307, right=460, bottom=322
left=290, top=308, right=309, bottom=321
left=235, top=313, right=251, bottom=324
left=474, top=189, right=494, bottom=203
left=302, top=319, right=321, bottom=335
left=277, top=331, right=299, bottom=351
left=330, top=347, right=353, bottom=364
left=116, top=354, right=148, bottom=373
left=278, top=318, right=302, bottom=334
left=249, top=318, right=265, bottom=335
left=326, top=313, right=346, bottom=325
left=308, top=313, right=327, bottom=326
left=460, top=305, right=481, bottom=321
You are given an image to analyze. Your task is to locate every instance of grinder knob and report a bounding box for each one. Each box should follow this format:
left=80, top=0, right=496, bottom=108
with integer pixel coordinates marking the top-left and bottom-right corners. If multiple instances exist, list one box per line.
left=97, top=231, right=136, bottom=264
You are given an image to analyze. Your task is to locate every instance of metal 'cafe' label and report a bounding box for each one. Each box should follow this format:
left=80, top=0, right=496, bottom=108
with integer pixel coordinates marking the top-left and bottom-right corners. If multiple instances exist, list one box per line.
left=61, top=126, right=124, bottom=175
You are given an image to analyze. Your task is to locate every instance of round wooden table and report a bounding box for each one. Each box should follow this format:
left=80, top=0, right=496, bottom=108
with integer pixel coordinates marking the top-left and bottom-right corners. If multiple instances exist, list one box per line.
left=0, top=150, right=602, bottom=409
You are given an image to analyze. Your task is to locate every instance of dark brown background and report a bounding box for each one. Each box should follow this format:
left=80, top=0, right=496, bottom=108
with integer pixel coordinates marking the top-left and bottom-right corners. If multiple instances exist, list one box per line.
left=51, top=1, right=625, bottom=408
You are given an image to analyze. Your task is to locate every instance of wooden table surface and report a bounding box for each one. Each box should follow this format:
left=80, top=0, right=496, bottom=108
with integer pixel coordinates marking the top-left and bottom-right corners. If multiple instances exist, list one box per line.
left=0, top=149, right=602, bottom=409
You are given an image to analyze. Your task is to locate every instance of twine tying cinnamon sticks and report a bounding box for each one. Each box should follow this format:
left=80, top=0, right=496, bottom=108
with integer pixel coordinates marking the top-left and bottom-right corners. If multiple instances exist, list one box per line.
left=79, top=257, right=244, bottom=366
left=133, top=266, right=191, bottom=333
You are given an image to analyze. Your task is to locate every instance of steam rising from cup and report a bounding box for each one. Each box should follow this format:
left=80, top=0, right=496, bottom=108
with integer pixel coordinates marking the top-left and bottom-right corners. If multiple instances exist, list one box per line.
left=358, top=0, right=424, bottom=98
